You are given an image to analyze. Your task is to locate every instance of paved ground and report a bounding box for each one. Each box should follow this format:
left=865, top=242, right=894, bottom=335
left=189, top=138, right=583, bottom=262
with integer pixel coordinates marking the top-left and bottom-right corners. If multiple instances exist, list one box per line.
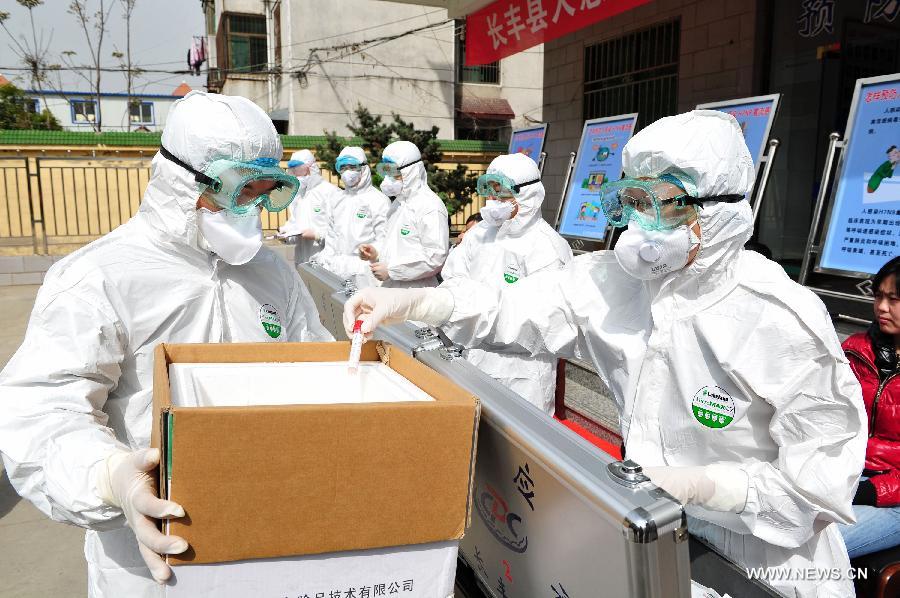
left=0, top=286, right=88, bottom=598
left=0, top=279, right=861, bottom=598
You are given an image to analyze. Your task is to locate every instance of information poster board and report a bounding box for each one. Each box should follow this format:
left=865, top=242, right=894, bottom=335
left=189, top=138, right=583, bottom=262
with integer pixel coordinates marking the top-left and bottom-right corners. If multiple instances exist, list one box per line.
left=818, top=74, right=900, bottom=277
left=508, top=124, right=548, bottom=165
left=696, top=94, right=780, bottom=174
left=556, top=113, right=638, bottom=242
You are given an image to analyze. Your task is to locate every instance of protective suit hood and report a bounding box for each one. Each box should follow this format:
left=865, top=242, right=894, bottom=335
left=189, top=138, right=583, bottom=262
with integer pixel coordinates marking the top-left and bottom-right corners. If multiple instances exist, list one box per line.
left=487, top=153, right=545, bottom=237
left=289, top=149, right=320, bottom=175
left=619, top=110, right=755, bottom=306
left=338, top=146, right=373, bottom=195
left=382, top=140, right=428, bottom=201
left=622, top=109, right=755, bottom=198
left=289, top=149, right=324, bottom=197
left=141, top=91, right=283, bottom=251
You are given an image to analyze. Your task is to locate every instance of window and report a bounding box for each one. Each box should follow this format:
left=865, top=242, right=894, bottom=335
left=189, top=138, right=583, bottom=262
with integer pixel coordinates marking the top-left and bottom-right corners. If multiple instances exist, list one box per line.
left=456, top=20, right=500, bottom=84
left=583, top=20, right=680, bottom=126
left=455, top=118, right=507, bottom=142
left=22, top=98, right=40, bottom=114
left=129, top=101, right=153, bottom=124
left=222, top=13, right=267, bottom=73
left=70, top=99, right=97, bottom=124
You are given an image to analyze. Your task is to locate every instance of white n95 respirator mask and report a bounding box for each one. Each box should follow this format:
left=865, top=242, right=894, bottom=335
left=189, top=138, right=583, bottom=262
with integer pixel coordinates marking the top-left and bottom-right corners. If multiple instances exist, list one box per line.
left=614, top=223, right=700, bottom=280
left=480, top=200, right=515, bottom=227
left=197, top=208, right=263, bottom=265
left=380, top=177, right=404, bottom=197
left=341, top=170, right=362, bottom=188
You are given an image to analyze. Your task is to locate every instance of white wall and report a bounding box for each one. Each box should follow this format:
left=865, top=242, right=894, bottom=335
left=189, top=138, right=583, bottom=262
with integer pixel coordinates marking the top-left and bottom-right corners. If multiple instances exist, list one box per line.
left=499, top=45, right=543, bottom=128
left=283, top=0, right=456, bottom=137
left=205, top=0, right=542, bottom=139
left=30, top=94, right=178, bottom=132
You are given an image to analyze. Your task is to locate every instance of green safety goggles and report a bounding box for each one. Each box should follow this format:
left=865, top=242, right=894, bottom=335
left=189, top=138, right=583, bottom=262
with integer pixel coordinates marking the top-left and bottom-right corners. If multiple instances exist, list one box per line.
left=600, top=176, right=697, bottom=231
left=160, top=146, right=299, bottom=214
left=476, top=172, right=540, bottom=199
left=600, top=175, right=745, bottom=231
left=375, top=157, right=422, bottom=179
left=335, top=155, right=364, bottom=173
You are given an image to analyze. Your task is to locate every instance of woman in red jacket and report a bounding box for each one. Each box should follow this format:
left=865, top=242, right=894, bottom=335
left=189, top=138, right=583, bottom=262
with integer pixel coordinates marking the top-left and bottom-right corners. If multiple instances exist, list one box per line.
left=841, top=255, right=900, bottom=557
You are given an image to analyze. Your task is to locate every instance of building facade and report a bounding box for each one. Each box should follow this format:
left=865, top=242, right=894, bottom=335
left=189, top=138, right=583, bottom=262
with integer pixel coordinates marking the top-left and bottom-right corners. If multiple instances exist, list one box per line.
left=199, top=0, right=543, bottom=141
left=19, top=84, right=190, bottom=133
left=392, top=0, right=900, bottom=263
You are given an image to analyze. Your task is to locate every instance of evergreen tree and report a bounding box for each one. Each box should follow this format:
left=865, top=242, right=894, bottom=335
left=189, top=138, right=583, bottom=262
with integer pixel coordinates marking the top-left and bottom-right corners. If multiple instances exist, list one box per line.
left=0, top=82, right=61, bottom=130
left=315, top=104, right=477, bottom=216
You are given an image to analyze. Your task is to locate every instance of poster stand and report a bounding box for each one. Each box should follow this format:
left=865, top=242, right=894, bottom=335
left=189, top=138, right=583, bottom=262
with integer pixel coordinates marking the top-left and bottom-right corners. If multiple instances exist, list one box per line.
left=796, top=133, right=869, bottom=304
left=797, top=73, right=900, bottom=309
left=508, top=123, right=548, bottom=169
left=696, top=94, right=781, bottom=225
left=553, top=151, right=577, bottom=229
left=750, top=138, right=780, bottom=225
left=554, top=113, right=639, bottom=245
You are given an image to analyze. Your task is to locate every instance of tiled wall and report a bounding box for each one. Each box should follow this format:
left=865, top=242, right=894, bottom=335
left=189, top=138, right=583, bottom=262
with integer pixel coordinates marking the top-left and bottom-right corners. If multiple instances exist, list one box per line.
left=540, top=0, right=763, bottom=222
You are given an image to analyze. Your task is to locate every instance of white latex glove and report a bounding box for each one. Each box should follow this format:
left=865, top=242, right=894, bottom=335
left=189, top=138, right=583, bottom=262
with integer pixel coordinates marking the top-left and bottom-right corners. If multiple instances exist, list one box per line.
left=358, top=244, right=378, bottom=262
left=370, top=262, right=389, bottom=281
left=343, top=286, right=454, bottom=338
left=644, top=464, right=749, bottom=513
left=94, top=448, right=189, bottom=583
left=300, top=228, right=318, bottom=241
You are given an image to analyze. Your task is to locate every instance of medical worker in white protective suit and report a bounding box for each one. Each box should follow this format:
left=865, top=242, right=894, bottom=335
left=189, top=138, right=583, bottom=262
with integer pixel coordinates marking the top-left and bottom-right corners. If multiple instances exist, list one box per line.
left=277, top=149, right=341, bottom=265
left=0, top=91, right=332, bottom=598
left=358, top=140, right=449, bottom=287
left=316, top=146, right=390, bottom=280
left=344, top=111, right=867, bottom=598
left=441, top=153, right=572, bottom=414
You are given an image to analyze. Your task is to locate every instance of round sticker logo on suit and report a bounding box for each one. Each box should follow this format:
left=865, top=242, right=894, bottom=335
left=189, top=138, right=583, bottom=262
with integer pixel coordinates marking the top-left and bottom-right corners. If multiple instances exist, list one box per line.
left=259, top=303, right=282, bottom=339
left=691, top=386, right=735, bottom=429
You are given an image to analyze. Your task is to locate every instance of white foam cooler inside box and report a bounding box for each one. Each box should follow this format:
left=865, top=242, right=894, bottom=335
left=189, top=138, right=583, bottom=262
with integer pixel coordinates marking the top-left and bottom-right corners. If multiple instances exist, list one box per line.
left=164, top=361, right=457, bottom=598
left=168, top=361, right=436, bottom=407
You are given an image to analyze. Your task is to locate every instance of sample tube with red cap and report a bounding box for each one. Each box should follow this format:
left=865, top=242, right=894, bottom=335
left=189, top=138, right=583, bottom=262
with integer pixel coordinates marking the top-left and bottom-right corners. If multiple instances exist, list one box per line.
left=347, top=319, right=364, bottom=375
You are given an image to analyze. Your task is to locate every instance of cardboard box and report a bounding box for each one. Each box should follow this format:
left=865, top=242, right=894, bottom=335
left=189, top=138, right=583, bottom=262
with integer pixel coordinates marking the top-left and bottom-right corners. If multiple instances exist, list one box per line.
left=167, top=541, right=458, bottom=598
left=152, top=341, right=480, bottom=566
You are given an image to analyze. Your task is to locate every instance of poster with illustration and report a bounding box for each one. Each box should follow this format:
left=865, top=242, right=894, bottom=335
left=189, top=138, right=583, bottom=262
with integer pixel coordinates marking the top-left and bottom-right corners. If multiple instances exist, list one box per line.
left=818, top=74, right=900, bottom=276
left=696, top=94, right=780, bottom=175
left=508, top=124, right=548, bottom=165
left=557, top=113, right=638, bottom=242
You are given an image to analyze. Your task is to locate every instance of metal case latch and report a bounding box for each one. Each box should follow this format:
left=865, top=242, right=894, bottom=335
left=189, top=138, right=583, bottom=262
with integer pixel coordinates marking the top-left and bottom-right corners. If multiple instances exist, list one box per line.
left=608, top=459, right=649, bottom=489
left=340, top=279, right=358, bottom=297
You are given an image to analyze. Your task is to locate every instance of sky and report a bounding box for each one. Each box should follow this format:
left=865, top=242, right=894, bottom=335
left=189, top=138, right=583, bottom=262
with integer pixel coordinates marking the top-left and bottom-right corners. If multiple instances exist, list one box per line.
left=1, top=0, right=207, bottom=96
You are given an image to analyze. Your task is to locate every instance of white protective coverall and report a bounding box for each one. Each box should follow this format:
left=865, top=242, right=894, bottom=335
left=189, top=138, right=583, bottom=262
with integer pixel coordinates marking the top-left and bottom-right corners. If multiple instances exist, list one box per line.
left=441, top=153, right=572, bottom=414
left=372, top=141, right=448, bottom=288
left=317, top=146, right=390, bottom=280
left=278, top=149, right=341, bottom=264
left=0, top=91, right=332, bottom=598
left=435, top=112, right=866, bottom=597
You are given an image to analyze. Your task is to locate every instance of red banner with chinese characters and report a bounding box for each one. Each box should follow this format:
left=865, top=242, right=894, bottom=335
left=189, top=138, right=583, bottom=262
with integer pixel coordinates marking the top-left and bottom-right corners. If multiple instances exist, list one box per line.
left=465, top=0, right=652, bottom=65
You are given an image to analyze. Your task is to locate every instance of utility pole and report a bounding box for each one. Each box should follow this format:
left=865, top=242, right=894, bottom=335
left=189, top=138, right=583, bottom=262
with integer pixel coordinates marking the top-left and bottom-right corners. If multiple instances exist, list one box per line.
left=263, top=0, right=280, bottom=115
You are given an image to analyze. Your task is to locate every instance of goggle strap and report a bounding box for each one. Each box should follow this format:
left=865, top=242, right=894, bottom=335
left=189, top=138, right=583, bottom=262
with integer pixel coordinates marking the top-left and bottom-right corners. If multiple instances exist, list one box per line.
left=512, top=178, right=540, bottom=193
left=159, top=146, right=219, bottom=190
left=679, top=194, right=745, bottom=207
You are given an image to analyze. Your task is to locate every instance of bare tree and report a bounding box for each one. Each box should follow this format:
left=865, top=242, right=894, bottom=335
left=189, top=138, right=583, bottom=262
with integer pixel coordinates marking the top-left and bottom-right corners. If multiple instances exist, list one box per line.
left=63, top=0, right=115, bottom=132
left=0, top=1, right=55, bottom=128
left=113, top=0, right=139, bottom=131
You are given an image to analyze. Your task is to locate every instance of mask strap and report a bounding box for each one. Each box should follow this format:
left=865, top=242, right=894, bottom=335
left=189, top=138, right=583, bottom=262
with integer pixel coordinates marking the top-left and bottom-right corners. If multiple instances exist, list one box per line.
left=160, top=146, right=220, bottom=191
